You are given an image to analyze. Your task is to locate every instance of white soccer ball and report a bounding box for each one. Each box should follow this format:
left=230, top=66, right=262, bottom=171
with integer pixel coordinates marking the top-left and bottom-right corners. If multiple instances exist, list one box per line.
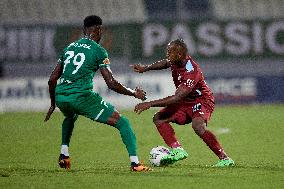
left=149, top=146, right=170, bottom=166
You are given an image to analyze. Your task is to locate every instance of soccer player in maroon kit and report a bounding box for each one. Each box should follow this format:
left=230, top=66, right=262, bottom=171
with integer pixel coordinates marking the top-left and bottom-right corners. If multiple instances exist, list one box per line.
left=132, top=39, right=235, bottom=167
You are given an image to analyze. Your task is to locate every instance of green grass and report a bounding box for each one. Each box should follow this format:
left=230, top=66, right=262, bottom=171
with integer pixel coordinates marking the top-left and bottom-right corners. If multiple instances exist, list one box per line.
left=0, top=104, right=284, bottom=189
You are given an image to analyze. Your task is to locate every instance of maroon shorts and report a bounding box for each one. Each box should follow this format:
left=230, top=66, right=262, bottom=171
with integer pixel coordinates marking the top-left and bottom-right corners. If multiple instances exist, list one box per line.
left=158, top=98, right=215, bottom=125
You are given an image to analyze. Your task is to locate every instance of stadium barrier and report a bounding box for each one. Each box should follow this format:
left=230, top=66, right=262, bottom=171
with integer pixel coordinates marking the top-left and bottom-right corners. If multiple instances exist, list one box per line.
left=0, top=74, right=283, bottom=112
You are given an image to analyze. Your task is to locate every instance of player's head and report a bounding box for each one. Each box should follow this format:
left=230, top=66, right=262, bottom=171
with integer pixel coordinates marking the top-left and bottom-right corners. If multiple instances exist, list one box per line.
left=83, top=15, right=103, bottom=42
left=167, top=39, right=188, bottom=65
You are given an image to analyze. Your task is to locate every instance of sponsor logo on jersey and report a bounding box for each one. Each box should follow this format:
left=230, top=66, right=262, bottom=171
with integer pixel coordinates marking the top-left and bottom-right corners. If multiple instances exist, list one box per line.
left=184, top=79, right=194, bottom=88
left=103, top=58, right=110, bottom=65
left=186, top=60, right=194, bottom=72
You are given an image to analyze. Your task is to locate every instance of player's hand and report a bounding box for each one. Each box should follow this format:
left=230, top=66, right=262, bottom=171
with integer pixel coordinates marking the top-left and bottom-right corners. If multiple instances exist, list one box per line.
left=44, top=105, right=55, bottom=122
left=134, top=102, right=151, bottom=114
left=130, top=64, right=147, bottom=73
left=134, top=87, right=147, bottom=101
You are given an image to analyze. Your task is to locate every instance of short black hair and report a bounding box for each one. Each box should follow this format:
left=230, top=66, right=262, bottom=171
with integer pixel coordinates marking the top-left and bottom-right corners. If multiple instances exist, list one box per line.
left=170, top=39, right=188, bottom=53
left=170, top=39, right=187, bottom=48
left=84, top=15, right=102, bottom=28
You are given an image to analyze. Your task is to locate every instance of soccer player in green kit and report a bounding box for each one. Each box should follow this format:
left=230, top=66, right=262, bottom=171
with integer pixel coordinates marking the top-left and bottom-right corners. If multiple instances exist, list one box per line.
left=44, top=15, right=150, bottom=172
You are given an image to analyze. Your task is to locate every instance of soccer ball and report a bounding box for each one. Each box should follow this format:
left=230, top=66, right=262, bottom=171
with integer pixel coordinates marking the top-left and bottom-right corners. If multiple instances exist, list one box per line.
left=149, top=146, right=170, bottom=166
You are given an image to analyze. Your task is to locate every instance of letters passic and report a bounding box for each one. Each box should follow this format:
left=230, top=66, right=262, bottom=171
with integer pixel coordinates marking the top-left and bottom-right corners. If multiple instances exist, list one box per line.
left=142, top=21, right=284, bottom=57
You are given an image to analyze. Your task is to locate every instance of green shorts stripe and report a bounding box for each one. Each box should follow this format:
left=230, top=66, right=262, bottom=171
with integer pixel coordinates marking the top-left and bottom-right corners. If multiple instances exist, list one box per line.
left=94, top=108, right=105, bottom=120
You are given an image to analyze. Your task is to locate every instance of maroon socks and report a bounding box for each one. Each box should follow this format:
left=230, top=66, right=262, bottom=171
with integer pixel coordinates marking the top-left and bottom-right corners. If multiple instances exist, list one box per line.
left=156, top=122, right=181, bottom=148
left=201, top=130, right=227, bottom=159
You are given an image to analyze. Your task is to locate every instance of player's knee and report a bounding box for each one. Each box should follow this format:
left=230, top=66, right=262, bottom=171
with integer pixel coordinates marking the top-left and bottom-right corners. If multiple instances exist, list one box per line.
left=153, top=113, right=162, bottom=126
left=192, top=117, right=206, bottom=136
left=106, top=111, right=121, bottom=126
left=65, top=114, right=78, bottom=122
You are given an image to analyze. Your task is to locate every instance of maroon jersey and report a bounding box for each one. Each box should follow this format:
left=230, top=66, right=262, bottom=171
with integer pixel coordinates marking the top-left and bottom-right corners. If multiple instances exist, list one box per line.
left=171, top=55, right=214, bottom=102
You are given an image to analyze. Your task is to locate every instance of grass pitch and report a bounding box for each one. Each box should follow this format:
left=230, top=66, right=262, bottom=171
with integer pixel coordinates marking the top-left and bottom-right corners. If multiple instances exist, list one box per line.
left=0, top=104, right=283, bottom=189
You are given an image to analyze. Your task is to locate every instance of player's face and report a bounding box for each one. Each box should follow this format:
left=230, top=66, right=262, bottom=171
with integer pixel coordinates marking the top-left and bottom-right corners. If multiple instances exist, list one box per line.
left=167, top=44, right=181, bottom=64
left=95, top=25, right=103, bottom=42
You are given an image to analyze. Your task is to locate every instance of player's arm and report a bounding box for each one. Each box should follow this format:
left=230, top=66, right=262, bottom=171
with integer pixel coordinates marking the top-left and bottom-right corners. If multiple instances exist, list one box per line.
left=134, top=85, right=191, bottom=114
left=134, top=70, right=199, bottom=114
left=44, top=63, right=63, bottom=122
left=131, top=59, right=171, bottom=73
left=100, top=66, right=147, bottom=101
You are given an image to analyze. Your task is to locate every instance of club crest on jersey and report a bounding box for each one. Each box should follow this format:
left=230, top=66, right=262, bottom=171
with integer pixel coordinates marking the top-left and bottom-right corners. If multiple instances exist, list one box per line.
left=186, top=60, right=194, bottom=72
left=103, top=58, right=110, bottom=65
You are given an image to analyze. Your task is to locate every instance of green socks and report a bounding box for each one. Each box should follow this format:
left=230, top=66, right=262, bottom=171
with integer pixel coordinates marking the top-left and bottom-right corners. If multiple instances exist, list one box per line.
left=61, top=114, right=78, bottom=145
left=114, top=116, right=137, bottom=156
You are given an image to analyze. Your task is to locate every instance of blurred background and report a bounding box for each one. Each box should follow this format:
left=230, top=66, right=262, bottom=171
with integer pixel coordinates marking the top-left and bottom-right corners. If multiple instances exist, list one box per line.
left=0, top=0, right=283, bottom=111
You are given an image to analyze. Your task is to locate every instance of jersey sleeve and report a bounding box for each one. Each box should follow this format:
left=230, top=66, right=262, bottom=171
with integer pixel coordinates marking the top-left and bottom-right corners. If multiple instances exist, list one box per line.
left=97, top=47, right=110, bottom=68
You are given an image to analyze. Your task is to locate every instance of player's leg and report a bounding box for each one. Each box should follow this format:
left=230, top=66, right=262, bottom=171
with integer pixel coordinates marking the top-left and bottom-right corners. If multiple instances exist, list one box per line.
left=104, top=111, right=138, bottom=162
left=77, top=93, right=150, bottom=171
left=104, top=111, right=150, bottom=171
left=56, top=101, right=79, bottom=169
left=191, top=101, right=234, bottom=167
left=153, top=111, right=181, bottom=149
left=61, top=114, right=78, bottom=155
left=153, top=105, right=189, bottom=165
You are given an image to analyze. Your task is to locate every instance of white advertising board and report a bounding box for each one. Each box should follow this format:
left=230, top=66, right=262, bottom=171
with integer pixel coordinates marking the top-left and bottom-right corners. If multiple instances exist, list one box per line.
left=0, top=73, right=175, bottom=112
